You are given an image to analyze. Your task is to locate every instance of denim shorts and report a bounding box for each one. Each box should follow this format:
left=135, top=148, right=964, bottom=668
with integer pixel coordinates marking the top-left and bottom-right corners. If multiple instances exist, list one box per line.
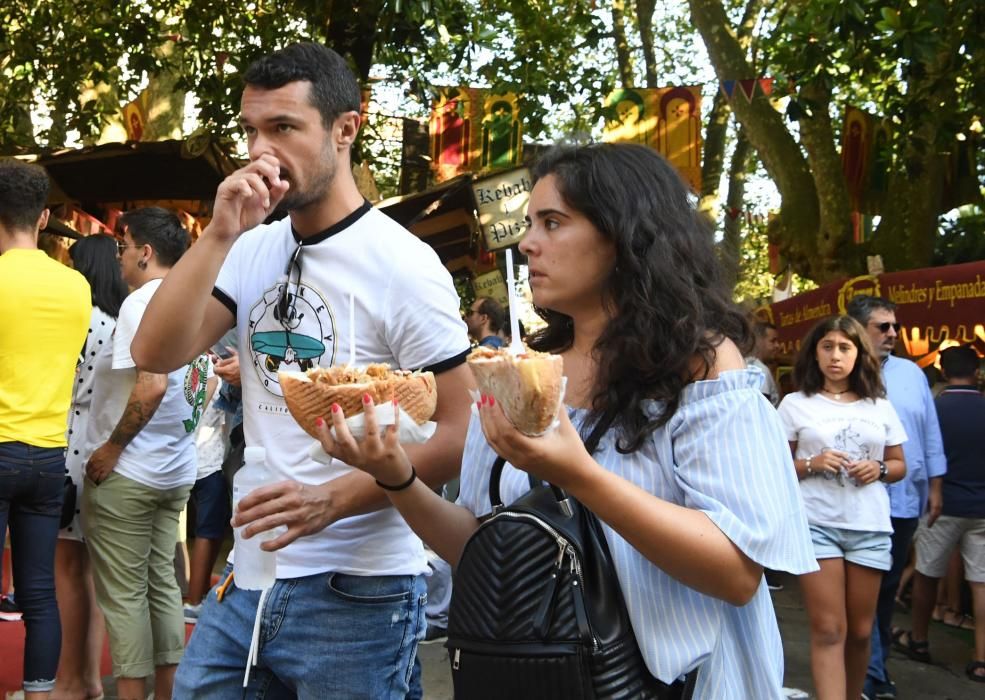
left=174, top=565, right=426, bottom=699
left=809, top=523, right=892, bottom=571
left=190, top=470, right=231, bottom=540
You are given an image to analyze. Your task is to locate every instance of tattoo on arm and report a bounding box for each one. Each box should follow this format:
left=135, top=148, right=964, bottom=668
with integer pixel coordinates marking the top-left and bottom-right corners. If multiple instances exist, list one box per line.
left=108, top=370, right=167, bottom=449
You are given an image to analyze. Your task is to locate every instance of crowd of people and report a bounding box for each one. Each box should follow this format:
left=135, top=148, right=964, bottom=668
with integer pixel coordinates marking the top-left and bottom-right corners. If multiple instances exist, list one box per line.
left=1, top=39, right=982, bottom=700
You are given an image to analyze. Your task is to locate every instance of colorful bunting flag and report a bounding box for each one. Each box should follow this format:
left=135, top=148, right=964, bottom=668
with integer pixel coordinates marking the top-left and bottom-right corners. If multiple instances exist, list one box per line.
left=737, top=79, right=757, bottom=103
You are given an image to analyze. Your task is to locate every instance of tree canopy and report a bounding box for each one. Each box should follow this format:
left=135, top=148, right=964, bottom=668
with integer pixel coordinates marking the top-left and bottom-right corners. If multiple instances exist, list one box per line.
left=3, top=0, right=982, bottom=290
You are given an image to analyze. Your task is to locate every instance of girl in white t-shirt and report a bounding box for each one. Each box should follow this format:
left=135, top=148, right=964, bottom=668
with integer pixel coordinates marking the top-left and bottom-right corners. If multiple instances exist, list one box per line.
left=778, top=315, right=907, bottom=700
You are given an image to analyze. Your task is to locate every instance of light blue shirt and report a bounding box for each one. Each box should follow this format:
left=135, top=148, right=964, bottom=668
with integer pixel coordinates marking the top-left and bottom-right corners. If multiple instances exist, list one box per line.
left=457, top=369, right=817, bottom=699
left=882, top=355, right=947, bottom=518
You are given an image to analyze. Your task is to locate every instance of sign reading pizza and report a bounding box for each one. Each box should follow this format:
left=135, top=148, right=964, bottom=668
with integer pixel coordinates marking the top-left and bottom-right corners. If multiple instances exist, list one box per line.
left=472, top=167, right=532, bottom=252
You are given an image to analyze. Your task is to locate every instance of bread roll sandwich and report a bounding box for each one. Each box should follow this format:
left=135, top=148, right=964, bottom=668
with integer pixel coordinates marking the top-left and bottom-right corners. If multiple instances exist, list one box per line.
left=279, top=363, right=437, bottom=439
left=467, top=346, right=564, bottom=435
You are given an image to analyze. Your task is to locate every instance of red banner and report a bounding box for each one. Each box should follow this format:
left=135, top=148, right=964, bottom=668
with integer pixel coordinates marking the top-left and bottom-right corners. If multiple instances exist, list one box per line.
left=757, top=261, right=985, bottom=367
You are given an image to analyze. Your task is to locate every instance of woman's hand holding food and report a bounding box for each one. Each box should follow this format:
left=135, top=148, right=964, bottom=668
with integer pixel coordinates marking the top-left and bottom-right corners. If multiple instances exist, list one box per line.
left=313, top=394, right=414, bottom=487
left=476, top=394, right=596, bottom=492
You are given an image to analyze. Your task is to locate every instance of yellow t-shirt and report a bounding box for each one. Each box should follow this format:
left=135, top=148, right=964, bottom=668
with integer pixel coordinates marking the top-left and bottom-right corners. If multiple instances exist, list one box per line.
left=0, top=248, right=91, bottom=447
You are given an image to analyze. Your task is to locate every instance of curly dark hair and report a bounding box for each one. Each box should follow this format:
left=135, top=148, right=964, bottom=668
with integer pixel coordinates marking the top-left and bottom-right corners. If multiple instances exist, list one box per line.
left=525, top=143, right=751, bottom=452
left=792, top=315, right=884, bottom=399
left=243, top=42, right=361, bottom=131
left=0, top=159, right=49, bottom=232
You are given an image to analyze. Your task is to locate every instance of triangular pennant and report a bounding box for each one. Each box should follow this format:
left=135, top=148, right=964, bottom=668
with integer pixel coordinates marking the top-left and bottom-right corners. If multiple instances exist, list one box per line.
left=720, top=80, right=737, bottom=102
left=738, top=79, right=757, bottom=103
left=758, top=77, right=774, bottom=98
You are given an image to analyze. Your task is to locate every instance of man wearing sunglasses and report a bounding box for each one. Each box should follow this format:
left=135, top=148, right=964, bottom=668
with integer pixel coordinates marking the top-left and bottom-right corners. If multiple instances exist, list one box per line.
left=132, top=42, right=473, bottom=698
left=847, top=295, right=946, bottom=700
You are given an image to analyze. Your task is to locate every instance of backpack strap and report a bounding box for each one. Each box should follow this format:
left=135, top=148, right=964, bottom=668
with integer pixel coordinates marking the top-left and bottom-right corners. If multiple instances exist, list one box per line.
left=488, top=408, right=618, bottom=512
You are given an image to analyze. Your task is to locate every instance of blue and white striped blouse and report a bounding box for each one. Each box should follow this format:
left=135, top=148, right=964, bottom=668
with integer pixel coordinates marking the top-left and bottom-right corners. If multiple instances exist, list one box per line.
left=456, top=368, right=818, bottom=699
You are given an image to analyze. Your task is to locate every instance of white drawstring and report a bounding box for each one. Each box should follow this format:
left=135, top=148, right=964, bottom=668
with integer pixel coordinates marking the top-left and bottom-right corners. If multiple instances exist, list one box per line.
left=243, top=587, right=270, bottom=688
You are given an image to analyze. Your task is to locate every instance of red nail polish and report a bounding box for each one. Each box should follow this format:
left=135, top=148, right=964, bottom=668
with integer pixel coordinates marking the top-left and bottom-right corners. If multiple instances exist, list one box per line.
left=363, top=393, right=372, bottom=404
left=488, top=395, right=495, bottom=406
left=392, top=398, right=398, bottom=406
left=331, top=404, right=340, bottom=413
left=476, top=400, right=482, bottom=410
left=315, top=416, right=324, bottom=426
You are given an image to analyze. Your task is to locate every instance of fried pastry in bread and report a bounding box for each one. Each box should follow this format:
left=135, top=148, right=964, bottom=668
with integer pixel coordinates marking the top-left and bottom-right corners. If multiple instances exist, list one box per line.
left=467, top=346, right=564, bottom=435
left=279, top=363, right=437, bottom=439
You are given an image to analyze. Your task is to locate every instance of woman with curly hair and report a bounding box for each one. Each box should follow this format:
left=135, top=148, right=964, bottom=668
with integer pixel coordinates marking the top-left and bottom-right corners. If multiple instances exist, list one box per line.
left=314, top=143, right=818, bottom=698
left=778, top=315, right=907, bottom=700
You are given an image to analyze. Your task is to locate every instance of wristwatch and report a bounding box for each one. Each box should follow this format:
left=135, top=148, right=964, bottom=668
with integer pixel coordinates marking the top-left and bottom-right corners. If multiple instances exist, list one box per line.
left=878, top=461, right=889, bottom=482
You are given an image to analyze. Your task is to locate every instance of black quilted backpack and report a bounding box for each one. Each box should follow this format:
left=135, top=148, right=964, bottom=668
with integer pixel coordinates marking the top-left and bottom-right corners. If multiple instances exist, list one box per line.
left=445, top=414, right=697, bottom=699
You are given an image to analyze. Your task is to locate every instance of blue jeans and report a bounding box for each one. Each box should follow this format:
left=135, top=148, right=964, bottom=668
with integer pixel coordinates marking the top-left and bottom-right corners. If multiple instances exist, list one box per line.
left=0, top=441, right=66, bottom=692
left=867, top=516, right=920, bottom=684
left=174, top=565, right=426, bottom=699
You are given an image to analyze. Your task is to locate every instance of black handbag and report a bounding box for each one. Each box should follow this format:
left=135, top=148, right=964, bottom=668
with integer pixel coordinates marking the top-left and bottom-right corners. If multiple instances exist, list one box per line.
left=446, top=413, right=697, bottom=699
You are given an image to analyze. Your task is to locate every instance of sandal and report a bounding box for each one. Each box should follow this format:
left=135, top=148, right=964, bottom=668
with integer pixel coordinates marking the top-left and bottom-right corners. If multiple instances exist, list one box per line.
left=967, top=660, right=985, bottom=683
left=937, top=608, right=975, bottom=630
left=892, top=629, right=931, bottom=663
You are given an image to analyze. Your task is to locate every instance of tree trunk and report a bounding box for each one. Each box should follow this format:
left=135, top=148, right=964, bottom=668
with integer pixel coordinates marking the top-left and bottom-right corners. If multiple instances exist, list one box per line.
left=611, top=0, right=635, bottom=86
left=795, top=78, right=856, bottom=275
left=697, top=90, right=730, bottom=224
left=688, top=0, right=832, bottom=280
left=635, top=0, right=658, bottom=88
left=720, top=128, right=754, bottom=289
left=696, top=0, right=765, bottom=237
left=142, top=40, right=186, bottom=142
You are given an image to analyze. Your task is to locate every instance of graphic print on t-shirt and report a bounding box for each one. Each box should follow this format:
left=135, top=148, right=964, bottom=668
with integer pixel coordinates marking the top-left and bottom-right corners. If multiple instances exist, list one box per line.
left=182, top=355, right=211, bottom=433
left=832, top=425, right=869, bottom=461
left=247, top=280, right=336, bottom=397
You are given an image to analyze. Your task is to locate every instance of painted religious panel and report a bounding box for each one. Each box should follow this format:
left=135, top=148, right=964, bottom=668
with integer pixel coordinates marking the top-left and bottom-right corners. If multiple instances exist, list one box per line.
left=430, top=87, right=480, bottom=182
left=841, top=106, right=895, bottom=216
left=841, top=106, right=872, bottom=211
left=430, top=88, right=523, bottom=182
left=480, top=92, right=522, bottom=171
left=122, top=90, right=150, bottom=141
left=603, top=86, right=703, bottom=191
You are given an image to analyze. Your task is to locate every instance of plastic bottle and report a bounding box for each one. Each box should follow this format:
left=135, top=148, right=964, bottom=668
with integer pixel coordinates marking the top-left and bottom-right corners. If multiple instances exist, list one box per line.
left=232, top=446, right=277, bottom=590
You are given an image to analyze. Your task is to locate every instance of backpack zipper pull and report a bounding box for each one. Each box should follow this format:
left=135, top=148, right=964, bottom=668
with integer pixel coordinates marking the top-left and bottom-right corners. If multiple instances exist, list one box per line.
left=452, top=648, right=460, bottom=670
left=532, top=541, right=566, bottom=638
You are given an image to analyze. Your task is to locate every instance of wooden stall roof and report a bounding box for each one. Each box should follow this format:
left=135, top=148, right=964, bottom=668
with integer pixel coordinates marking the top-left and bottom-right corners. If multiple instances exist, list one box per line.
left=376, top=175, right=478, bottom=271
left=36, top=138, right=241, bottom=205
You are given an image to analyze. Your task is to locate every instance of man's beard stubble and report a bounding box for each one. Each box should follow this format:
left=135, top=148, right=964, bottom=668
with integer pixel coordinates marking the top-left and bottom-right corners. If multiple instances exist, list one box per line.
left=277, top=153, right=338, bottom=213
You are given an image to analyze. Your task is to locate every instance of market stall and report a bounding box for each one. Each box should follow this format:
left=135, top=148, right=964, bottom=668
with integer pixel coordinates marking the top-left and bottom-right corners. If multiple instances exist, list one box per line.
left=757, top=260, right=985, bottom=367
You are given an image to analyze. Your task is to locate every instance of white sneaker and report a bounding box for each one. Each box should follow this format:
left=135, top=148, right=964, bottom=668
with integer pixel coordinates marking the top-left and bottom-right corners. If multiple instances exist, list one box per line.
left=183, top=602, right=202, bottom=624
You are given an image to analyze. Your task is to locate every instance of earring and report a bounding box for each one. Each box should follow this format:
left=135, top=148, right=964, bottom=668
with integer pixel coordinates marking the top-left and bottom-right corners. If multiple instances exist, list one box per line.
left=137, top=259, right=147, bottom=270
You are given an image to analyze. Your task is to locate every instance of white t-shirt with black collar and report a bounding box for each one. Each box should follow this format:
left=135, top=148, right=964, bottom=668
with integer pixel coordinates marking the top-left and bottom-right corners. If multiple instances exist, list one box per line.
left=213, top=202, right=471, bottom=578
